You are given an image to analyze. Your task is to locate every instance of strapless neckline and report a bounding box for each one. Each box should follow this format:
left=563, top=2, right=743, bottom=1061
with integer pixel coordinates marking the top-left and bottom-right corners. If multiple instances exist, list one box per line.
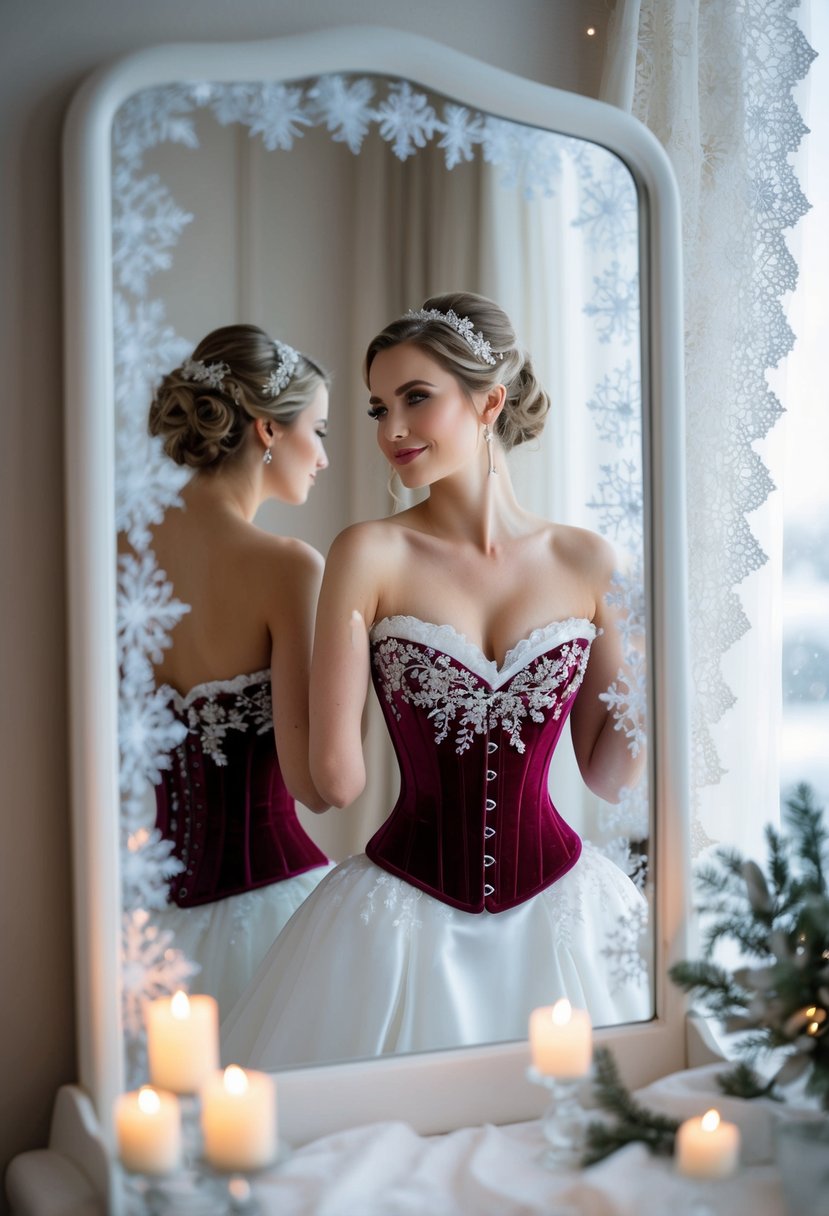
left=370, top=614, right=596, bottom=690
left=159, top=668, right=271, bottom=711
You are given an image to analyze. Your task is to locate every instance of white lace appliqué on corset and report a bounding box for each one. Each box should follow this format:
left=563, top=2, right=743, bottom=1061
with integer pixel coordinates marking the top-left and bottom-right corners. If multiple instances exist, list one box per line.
left=162, top=670, right=272, bottom=767
left=371, top=616, right=595, bottom=756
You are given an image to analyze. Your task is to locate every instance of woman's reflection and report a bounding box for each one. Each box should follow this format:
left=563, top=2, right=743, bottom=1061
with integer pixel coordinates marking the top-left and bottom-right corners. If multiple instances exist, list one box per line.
left=128, top=324, right=334, bottom=1014
left=222, top=294, right=649, bottom=1068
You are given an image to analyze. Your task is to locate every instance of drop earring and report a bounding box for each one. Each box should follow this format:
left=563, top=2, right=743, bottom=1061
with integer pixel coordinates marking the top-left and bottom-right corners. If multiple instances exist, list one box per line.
left=484, top=424, right=497, bottom=476
left=263, top=447, right=273, bottom=465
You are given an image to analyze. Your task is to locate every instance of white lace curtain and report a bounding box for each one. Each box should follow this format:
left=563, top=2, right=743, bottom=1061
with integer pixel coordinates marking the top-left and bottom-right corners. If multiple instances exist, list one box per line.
left=602, top=0, right=816, bottom=859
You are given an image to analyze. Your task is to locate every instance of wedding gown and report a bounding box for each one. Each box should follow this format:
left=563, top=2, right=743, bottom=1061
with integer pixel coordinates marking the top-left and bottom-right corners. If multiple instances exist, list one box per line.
left=222, top=618, right=651, bottom=1066
left=152, top=670, right=332, bottom=1015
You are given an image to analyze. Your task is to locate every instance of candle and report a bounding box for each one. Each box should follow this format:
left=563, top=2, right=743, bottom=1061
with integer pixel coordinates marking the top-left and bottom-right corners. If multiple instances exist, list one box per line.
left=201, top=1066, right=277, bottom=1171
left=146, top=991, right=219, bottom=1094
left=675, top=1109, right=740, bottom=1179
left=114, top=1086, right=181, bottom=1175
left=529, top=999, right=592, bottom=1078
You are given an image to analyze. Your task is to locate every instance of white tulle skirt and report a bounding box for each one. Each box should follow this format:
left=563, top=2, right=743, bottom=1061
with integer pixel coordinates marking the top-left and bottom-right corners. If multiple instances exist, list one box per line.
left=153, top=864, right=334, bottom=1017
left=221, top=845, right=652, bottom=1069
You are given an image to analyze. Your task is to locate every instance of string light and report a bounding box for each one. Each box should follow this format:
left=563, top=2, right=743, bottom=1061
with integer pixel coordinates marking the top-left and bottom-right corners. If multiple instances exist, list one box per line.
left=586, top=26, right=596, bottom=36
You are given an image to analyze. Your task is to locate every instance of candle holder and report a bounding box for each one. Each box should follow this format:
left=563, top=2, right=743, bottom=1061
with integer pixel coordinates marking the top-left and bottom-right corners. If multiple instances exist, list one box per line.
left=527, top=1066, right=590, bottom=1169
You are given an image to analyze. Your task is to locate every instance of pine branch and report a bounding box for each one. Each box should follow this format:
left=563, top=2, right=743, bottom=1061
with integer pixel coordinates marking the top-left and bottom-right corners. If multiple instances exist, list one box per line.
left=716, top=1061, right=780, bottom=1101
left=784, top=784, right=828, bottom=896
left=580, top=1047, right=679, bottom=1166
left=668, top=959, right=749, bottom=1017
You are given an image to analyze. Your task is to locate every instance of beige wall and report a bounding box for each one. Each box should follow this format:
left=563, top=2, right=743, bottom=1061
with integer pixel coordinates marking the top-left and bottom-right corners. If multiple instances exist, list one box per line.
left=0, top=0, right=608, bottom=1199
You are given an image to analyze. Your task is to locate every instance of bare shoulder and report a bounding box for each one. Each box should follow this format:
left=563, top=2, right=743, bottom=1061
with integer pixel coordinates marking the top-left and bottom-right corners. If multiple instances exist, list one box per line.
left=327, top=518, right=409, bottom=571
left=550, top=523, right=616, bottom=582
left=243, top=528, right=324, bottom=600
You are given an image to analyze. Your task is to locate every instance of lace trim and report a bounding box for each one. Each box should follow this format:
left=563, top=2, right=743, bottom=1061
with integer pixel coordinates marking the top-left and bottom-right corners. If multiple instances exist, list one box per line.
left=160, top=669, right=271, bottom=712
left=370, top=615, right=596, bottom=690
left=372, top=631, right=592, bottom=755
left=160, top=671, right=273, bottom=767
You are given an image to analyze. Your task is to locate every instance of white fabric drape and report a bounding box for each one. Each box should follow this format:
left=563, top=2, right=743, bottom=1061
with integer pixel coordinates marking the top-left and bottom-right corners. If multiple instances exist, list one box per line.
left=602, top=0, right=816, bottom=858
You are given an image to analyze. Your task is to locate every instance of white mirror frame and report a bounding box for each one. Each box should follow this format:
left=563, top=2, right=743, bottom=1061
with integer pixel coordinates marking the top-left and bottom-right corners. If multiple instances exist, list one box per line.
left=58, top=24, right=689, bottom=1210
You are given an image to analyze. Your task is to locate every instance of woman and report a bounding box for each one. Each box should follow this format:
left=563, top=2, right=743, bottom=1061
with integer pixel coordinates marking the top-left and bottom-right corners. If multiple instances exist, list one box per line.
left=222, top=295, right=649, bottom=1065
left=138, top=323, right=333, bottom=1015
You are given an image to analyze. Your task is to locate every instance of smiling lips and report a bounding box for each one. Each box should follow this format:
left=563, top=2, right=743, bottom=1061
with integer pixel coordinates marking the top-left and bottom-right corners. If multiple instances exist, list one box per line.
left=394, top=446, right=427, bottom=465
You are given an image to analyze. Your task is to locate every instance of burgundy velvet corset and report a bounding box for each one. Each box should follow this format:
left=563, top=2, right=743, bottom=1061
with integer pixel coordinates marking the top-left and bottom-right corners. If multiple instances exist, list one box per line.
left=154, top=671, right=328, bottom=908
left=366, top=616, right=597, bottom=914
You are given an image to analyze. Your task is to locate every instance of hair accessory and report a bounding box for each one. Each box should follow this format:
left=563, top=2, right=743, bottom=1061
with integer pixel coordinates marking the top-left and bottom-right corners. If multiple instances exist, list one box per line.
left=180, top=356, right=231, bottom=389
left=484, top=423, right=498, bottom=476
left=263, top=340, right=301, bottom=398
left=406, top=308, right=501, bottom=367
left=262, top=447, right=273, bottom=466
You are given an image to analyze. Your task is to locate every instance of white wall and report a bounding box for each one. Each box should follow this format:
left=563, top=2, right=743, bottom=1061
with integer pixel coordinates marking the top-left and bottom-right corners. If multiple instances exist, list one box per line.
left=0, top=0, right=610, bottom=1199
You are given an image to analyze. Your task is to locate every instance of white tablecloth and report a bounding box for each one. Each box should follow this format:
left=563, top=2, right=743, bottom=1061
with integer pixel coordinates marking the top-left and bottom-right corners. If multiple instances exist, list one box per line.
left=240, top=1064, right=807, bottom=1216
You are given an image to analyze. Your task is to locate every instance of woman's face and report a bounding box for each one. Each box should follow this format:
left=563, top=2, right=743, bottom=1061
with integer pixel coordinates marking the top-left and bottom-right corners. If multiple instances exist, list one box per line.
left=367, top=342, right=483, bottom=489
left=270, top=382, right=330, bottom=504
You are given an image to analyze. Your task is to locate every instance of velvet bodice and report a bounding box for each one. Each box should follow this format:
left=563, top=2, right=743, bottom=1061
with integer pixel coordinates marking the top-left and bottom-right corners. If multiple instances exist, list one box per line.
left=366, top=616, right=596, bottom=914
left=154, top=671, right=327, bottom=908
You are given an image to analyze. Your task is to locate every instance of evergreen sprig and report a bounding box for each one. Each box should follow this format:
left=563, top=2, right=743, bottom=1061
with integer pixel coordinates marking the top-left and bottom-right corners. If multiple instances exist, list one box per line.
left=669, top=783, right=829, bottom=1108
left=581, top=1046, right=680, bottom=1165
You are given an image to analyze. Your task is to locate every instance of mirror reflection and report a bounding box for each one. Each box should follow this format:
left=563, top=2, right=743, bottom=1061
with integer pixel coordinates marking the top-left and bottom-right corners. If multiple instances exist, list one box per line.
left=112, top=74, right=652, bottom=1081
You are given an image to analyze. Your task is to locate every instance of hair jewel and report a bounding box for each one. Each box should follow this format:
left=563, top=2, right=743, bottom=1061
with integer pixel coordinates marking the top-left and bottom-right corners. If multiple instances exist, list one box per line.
left=263, top=340, right=301, bottom=398
left=406, top=308, right=501, bottom=367
left=180, top=356, right=231, bottom=389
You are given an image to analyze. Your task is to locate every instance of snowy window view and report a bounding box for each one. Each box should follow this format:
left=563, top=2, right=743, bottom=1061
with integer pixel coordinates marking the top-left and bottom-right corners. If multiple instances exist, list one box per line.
left=779, top=6, right=829, bottom=803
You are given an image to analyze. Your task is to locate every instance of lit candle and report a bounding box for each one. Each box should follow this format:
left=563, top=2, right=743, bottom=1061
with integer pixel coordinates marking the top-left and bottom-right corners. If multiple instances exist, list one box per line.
left=675, top=1109, right=740, bottom=1179
left=529, top=999, right=592, bottom=1078
left=146, top=991, right=219, bottom=1094
left=201, top=1066, right=277, bottom=1172
left=114, top=1086, right=181, bottom=1175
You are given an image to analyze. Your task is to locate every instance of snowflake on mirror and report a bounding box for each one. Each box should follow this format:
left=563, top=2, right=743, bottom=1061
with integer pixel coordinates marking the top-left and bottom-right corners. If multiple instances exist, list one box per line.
left=112, top=168, right=193, bottom=297
left=587, top=362, right=641, bottom=448
left=117, top=550, right=190, bottom=666
left=375, top=81, right=439, bottom=160
left=439, top=104, right=485, bottom=169
left=584, top=261, right=641, bottom=345
left=307, top=75, right=376, bottom=154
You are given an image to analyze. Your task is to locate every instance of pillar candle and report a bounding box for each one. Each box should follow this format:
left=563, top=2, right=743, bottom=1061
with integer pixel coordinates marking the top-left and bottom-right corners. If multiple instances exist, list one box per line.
left=675, top=1109, right=740, bottom=1178
left=114, top=1086, right=181, bottom=1175
left=201, top=1066, right=277, bottom=1172
left=529, top=999, right=593, bottom=1078
left=146, top=991, right=219, bottom=1094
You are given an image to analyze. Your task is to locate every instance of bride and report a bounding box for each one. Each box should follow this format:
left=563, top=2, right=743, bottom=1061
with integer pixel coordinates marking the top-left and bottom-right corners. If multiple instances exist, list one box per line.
left=222, top=293, right=650, bottom=1066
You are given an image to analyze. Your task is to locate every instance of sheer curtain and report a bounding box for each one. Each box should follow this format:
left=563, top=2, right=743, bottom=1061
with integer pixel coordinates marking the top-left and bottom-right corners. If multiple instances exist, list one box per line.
left=602, top=0, right=816, bottom=859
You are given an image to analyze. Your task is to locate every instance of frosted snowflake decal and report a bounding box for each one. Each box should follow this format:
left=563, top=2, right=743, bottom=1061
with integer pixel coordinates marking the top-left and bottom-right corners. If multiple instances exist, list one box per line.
left=586, top=460, right=644, bottom=548
left=113, top=86, right=201, bottom=170
left=599, top=648, right=648, bottom=758
left=117, top=550, right=190, bottom=667
left=376, top=82, right=439, bottom=160
left=121, top=908, right=200, bottom=1040
left=308, top=75, right=376, bottom=154
left=605, top=559, right=647, bottom=643
left=584, top=261, right=640, bottom=345
left=481, top=118, right=563, bottom=200
left=122, top=828, right=184, bottom=911
left=587, top=362, right=641, bottom=448
left=598, top=784, right=650, bottom=842
left=572, top=160, right=638, bottom=253
left=116, top=427, right=189, bottom=553
left=439, top=104, right=484, bottom=169
left=601, top=898, right=649, bottom=989
left=112, top=168, right=193, bottom=297
left=245, top=83, right=313, bottom=152
left=119, top=650, right=188, bottom=801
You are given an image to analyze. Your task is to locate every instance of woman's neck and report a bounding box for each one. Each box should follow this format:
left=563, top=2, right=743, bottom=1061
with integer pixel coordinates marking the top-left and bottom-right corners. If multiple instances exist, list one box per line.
left=418, top=453, right=529, bottom=555
left=184, top=460, right=262, bottom=524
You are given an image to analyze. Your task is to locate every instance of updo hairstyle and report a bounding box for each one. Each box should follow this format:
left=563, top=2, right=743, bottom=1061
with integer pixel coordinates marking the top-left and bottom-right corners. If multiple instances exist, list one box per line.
left=364, top=292, right=549, bottom=451
left=149, top=324, right=330, bottom=470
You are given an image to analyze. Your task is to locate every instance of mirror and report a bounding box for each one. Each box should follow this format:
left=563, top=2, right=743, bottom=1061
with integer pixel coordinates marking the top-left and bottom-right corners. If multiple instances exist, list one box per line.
left=62, top=23, right=685, bottom=1152
left=111, top=69, right=652, bottom=1081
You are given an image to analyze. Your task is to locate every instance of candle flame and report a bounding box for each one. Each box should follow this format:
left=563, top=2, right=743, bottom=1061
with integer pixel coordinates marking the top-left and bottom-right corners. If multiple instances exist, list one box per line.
left=137, top=1086, right=161, bottom=1115
left=806, top=1006, right=817, bottom=1018
left=551, top=998, right=572, bottom=1026
left=171, top=990, right=190, bottom=1020
left=808, top=1021, right=820, bottom=1035
left=701, top=1109, right=720, bottom=1132
left=224, top=1065, right=249, bottom=1096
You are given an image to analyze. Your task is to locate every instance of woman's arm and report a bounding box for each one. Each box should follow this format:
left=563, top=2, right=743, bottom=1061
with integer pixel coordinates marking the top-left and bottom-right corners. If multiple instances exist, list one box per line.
left=309, top=524, right=385, bottom=809
left=568, top=531, right=647, bottom=804
left=268, top=540, right=330, bottom=812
